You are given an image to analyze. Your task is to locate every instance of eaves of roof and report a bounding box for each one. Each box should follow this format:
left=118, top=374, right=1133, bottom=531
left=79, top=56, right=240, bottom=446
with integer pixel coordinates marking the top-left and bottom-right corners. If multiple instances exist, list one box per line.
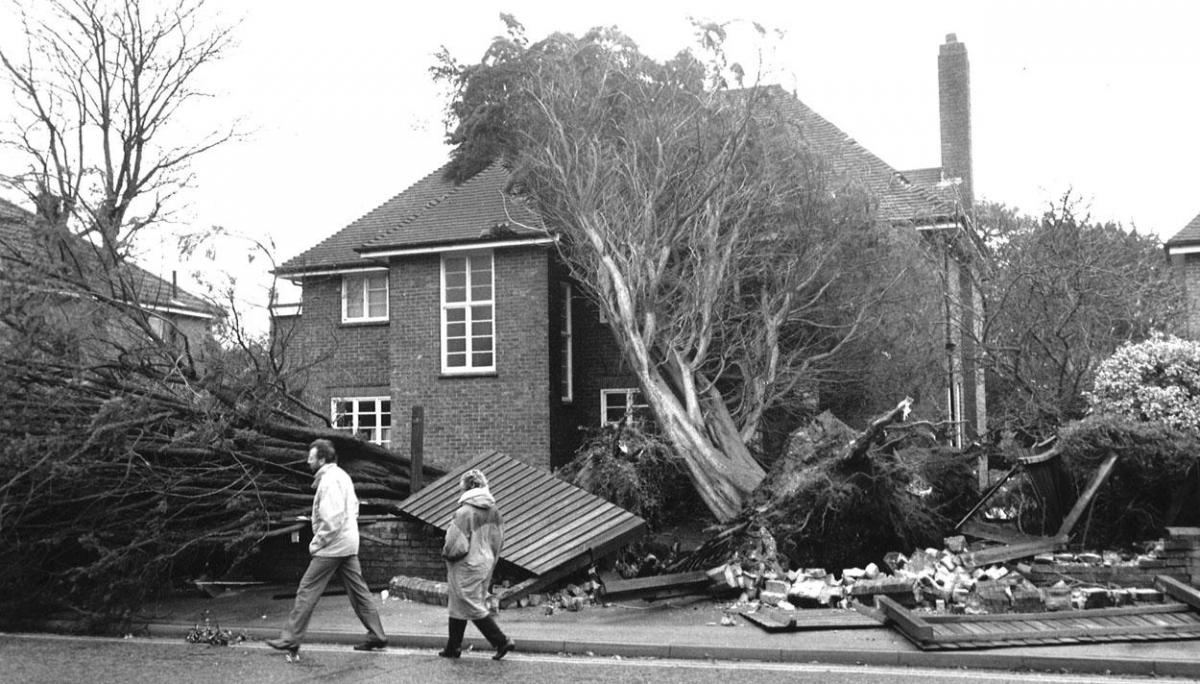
left=1165, top=211, right=1200, bottom=248
left=275, top=163, right=548, bottom=276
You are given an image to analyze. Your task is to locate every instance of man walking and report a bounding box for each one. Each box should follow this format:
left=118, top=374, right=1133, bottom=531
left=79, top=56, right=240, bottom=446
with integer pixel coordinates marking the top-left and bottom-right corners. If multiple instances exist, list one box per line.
left=267, top=439, right=387, bottom=656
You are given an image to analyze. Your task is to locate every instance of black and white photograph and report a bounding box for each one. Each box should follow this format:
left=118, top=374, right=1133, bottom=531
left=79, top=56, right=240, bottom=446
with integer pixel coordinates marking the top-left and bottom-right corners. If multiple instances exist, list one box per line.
left=3, top=1, right=1200, bottom=682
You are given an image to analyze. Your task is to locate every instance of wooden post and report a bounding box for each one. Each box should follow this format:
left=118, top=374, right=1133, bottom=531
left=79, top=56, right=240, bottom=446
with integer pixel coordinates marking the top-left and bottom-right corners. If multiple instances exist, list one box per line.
left=410, top=406, right=424, bottom=493
left=1055, top=450, right=1120, bottom=539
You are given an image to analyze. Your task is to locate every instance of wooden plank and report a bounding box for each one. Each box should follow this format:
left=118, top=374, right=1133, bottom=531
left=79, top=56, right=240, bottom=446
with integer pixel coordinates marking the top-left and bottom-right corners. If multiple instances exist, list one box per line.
left=875, top=596, right=934, bottom=642
left=1054, top=450, right=1119, bottom=538
left=1157, top=575, right=1200, bottom=611
left=922, top=602, right=1191, bottom=623
left=739, top=608, right=881, bottom=633
left=600, top=571, right=711, bottom=601
left=961, top=520, right=1047, bottom=546
left=961, top=535, right=1066, bottom=568
left=929, top=620, right=1200, bottom=645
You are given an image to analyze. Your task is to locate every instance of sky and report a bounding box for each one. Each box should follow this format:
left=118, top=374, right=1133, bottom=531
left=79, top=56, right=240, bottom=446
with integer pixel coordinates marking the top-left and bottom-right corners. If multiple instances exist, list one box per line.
left=4, top=0, right=1200, bottom=331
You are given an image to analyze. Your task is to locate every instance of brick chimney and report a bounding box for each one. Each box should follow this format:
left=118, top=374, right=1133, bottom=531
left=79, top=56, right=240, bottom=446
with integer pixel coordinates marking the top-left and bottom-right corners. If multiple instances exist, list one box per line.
left=938, top=33, right=973, bottom=209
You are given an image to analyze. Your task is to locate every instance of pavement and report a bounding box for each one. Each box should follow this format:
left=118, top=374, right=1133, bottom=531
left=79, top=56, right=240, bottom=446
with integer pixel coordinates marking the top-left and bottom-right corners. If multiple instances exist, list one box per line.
left=36, top=584, right=1200, bottom=679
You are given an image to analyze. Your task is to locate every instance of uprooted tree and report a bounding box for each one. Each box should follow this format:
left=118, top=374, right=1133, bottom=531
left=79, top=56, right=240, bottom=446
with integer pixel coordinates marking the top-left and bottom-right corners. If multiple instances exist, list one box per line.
left=0, top=0, right=435, bottom=626
left=435, top=18, right=944, bottom=523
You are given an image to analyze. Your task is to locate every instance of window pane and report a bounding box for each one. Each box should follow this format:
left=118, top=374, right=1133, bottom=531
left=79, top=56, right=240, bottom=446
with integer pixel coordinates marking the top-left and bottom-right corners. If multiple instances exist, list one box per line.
left=367, top=289, right=387, bottom=317
left=472, top=351, right=493, bottom=367
left=447, top=353, right=466, bottom=367
left=445, top=256, right=467, bottom=274
left=471, top=304, right=492, bottom=322
left=471, top=321, right=492, bottom=336
left=446, top=308, right=466, bottom=322
left=346, top=289, right=364, bottom=318
left=447, top=322, right=466, bottom=338
left=359, top=413, right=376, bottom=428
left=447, top=338, right=466, bottom=353
left=473, top=336, right=493, bottom=352
left=471, top=283, right=492, bottom=301
left=358, top=400, right=375, bottom=413
left=367, top=273, right=387, bottom=290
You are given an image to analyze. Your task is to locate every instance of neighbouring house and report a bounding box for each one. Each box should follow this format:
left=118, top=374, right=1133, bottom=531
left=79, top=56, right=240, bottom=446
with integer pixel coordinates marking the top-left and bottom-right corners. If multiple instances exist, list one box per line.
left=1165, top=212, right=1200, bottom=337
left=0, top=197, right=218, bottom=355
left=274, top=34, right=985, bottom=473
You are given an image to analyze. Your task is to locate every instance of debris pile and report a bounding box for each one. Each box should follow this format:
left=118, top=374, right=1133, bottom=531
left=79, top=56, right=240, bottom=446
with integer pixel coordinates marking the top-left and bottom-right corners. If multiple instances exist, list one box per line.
left=710, top=530, right=1180, bottom=614
left=1019, top=527, right=1200, bottom=595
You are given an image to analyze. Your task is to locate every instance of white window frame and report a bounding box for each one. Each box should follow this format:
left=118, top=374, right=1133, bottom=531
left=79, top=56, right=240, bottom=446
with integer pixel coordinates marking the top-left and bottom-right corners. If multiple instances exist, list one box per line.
left=331, top=396, right=392, bottom=447
left=560, top=283, right=574, bottom=403
left=600, top=388, right=650, bottom=426
left=341, top=272, right=389, bottom=323
left=440, top=251, right=496, bottom=374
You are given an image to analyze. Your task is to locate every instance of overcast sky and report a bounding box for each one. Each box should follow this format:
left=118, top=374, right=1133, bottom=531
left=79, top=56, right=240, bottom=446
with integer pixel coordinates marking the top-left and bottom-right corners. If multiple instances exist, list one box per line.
left=6, top=0, right=1200, bottom=328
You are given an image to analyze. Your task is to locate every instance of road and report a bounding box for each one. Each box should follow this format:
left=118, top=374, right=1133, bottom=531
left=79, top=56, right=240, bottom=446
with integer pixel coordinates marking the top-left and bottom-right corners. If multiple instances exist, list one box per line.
left=0, top=633, right=1177, bottom=684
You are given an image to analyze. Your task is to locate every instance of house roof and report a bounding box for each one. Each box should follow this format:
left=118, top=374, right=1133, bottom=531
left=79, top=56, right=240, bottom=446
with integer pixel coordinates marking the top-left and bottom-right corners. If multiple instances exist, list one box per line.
left=277, top=86, right=960, bottom=277
left=766, top=87, right=957, bottom=224
left=275, top=163, right=546, bottom=276
left=0, top=197, right=216, bottom=318
left=397, top=450, right=647, bottom=577
left=1166, top=211, right=1200, bottom=247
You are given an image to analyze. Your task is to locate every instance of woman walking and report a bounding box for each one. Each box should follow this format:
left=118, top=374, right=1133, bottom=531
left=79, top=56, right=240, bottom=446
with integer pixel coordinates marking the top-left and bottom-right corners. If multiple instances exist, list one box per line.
left=439, top=468, right=515, bottom=660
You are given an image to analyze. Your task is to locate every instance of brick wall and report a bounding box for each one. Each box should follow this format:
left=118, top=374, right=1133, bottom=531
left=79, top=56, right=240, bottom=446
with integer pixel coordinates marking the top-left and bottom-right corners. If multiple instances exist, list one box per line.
left=1172, top=253, right=1200, bottom=338
left=288, top=273, right=392, bottom=423
left=244, top=519, right=445, bottom=587
left=359, top=519, right=446, bottom=585
left=553, top=286, right=635, bottom=468
left=390, top=247, right=553, bottom=471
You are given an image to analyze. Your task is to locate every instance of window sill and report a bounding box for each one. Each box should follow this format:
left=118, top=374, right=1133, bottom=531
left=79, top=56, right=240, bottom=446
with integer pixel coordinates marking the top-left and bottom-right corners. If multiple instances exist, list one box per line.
left=439, top=370, right=498, bottom=379
left=338, top=319, right=390, bottom=328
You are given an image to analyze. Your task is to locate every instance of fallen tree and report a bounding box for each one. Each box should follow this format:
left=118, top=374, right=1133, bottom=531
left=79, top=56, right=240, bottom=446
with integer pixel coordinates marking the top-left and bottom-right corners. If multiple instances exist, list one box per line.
left=0, top=360, right=442, bottom=623
left=672, top=399, right=978, bottom=573
left=0, top=340, right=442, bottom=628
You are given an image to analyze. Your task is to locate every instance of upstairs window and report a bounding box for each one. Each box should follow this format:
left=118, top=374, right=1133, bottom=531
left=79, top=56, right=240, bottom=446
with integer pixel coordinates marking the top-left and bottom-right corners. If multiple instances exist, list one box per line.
left=441, top=252, right=495, bottom=373
left=601, top=388, right=652, bottom=427
left=332, top=397, right=391, bottom=447
left=342, top=272, right=388, bottom=323
left=560, top=283, right=574, bottom=402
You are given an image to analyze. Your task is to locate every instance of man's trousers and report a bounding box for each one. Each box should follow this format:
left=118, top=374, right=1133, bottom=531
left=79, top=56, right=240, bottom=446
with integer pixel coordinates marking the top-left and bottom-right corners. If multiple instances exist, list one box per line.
left=278, top=554, right=386, bottom=645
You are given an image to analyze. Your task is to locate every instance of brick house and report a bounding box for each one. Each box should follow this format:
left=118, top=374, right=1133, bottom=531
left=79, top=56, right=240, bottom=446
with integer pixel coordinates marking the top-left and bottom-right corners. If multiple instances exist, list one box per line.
left=274, top=34, right=985, bottom=473
left=1165, top=212, right=1200, bottom=337
left=0, top=197, right=217, bottom=352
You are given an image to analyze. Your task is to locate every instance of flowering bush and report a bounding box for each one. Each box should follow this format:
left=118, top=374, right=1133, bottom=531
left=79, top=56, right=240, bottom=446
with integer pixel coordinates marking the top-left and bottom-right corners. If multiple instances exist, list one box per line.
left=1087, top=334, right=1200, bottom=436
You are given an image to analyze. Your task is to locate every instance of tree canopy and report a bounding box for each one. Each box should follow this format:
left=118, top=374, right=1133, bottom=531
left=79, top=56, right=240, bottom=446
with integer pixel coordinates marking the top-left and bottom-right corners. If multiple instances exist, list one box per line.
left=974, top=196, right=1182, bottom=442
left=434, top=18, right=935, bottom=520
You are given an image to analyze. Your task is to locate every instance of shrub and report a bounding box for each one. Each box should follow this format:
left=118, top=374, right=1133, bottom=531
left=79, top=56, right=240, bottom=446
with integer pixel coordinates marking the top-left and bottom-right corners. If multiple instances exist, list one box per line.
left=1087, top=334, right=1200, bottom=437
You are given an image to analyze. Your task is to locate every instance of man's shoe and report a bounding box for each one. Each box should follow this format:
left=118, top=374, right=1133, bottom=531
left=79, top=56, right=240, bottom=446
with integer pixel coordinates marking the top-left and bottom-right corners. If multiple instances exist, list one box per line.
left=265, top=638, right=299, bottom=655
left=353, top=639, right=387, bottom=651
left=437, top=648, right=461, bottom=658
left=492, top=639, right=516, bottom=660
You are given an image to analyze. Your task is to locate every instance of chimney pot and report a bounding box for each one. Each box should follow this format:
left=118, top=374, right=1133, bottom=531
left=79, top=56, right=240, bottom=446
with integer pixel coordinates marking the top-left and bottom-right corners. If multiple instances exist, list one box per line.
left=945, top=33, right=957, bottom=43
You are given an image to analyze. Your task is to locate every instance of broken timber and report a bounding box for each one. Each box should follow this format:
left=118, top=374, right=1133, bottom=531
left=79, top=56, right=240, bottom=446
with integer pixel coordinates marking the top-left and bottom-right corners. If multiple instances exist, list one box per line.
left=876, top=578, right=1200, bottom=650
left=957, top=451, right=1120, bottom=568
left=740, top=606, right=881, bottom=633
left=396, top=451, right=648, bottom=607
left=598, top=571, right=712, bottom=602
